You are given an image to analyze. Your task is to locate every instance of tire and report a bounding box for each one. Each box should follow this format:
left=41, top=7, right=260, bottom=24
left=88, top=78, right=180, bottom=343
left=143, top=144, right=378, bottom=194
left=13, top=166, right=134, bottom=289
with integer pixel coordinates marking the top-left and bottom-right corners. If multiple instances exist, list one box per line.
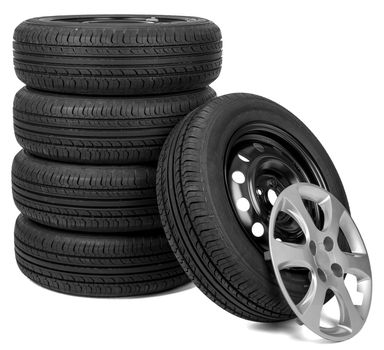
left=15, top=215, right=189, bottom=297
left=156, top=93, right=349, bottom=322
left=13, top=15, right=222, bottom=95
left=13, top=87, right=216, bottom=164
left=12, top=151, right=160, bottom=233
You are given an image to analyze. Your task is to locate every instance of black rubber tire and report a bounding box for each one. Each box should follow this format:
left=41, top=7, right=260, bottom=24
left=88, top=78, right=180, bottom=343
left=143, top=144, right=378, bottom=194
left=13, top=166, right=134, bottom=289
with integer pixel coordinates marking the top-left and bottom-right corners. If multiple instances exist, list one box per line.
left=13, top=87, right=216, bottom=164
left=156, top=93, right=349, bottom=322
left=15, top=215, right=189, bottom=297
left=13, top=15, right=222, bottom=95
left=12, top=151, right=160, bottom=233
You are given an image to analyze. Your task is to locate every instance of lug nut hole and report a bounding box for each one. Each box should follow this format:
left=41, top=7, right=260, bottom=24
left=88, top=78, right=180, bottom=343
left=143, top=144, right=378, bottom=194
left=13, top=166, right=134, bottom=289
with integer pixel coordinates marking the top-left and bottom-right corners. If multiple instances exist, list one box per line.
left=317, top=268, right=327, bottom=282
left=323, top=236, right=334, bottom=251
left=331, top=263, right=343, bottom=278
left=309, top=241, right=317, bottom=256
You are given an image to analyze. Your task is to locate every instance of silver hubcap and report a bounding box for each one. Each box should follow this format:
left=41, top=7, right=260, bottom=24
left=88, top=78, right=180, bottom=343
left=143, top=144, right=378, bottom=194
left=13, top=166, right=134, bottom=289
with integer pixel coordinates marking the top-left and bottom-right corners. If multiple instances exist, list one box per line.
left=269, top=183, right=372, bottom=341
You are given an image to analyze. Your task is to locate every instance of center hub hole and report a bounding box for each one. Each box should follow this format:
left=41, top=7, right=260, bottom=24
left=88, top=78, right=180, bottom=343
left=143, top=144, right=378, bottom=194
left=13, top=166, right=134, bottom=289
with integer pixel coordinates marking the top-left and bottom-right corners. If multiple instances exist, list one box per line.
left=267, top=189, right=278, bottom=206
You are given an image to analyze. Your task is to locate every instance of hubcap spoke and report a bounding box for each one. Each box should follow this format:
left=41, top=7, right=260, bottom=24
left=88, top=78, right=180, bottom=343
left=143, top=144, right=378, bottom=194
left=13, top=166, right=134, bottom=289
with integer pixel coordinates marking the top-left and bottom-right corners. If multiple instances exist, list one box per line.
left=333, top=280, right=364, bottom=332
left=342, top=252, right=371, bottom=279
left=297, top=277, right=327, bottom=330
left=322, top=195, right=347, bottom=237
left=280, top=187, right=319, bottom=240
left=271, top=239, right=312, bottom=269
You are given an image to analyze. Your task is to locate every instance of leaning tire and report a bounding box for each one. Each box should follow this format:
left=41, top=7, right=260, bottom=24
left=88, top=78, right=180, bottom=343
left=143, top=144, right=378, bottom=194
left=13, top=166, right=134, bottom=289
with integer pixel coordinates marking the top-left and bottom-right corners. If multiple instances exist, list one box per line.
left=15, top=215, right=189, bottom=297
left=13, top=15, right=222, bottom=95
left=156, top=93, right=349, bottom=322
left=13, top=87, right=216, bottom=164
left=12, top=151, right=160, bottom=233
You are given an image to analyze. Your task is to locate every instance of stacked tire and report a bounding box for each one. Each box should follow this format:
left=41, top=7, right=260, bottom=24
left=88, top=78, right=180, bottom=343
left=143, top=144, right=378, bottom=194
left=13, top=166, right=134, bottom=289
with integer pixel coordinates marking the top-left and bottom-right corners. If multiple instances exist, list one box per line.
left=12, top=15, right=222, bottom=297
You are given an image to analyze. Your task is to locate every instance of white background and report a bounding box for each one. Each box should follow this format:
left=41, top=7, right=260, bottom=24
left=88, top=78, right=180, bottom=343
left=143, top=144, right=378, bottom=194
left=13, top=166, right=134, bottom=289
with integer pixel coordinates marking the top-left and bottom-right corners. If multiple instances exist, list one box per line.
left=0, top=0, right=383, bottom=349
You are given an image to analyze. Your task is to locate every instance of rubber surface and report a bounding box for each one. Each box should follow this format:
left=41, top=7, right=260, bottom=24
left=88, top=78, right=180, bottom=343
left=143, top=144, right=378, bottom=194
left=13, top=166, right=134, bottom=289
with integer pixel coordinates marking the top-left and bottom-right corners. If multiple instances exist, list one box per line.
left=156, top=93, right=349, bottom=322
left=13, top=15, right=222, bottom=95
left=13, top=87, right=216, bottom=164
left=12, top=151, right=160, bottom=233
left=15, top=215, right=189, bottom=297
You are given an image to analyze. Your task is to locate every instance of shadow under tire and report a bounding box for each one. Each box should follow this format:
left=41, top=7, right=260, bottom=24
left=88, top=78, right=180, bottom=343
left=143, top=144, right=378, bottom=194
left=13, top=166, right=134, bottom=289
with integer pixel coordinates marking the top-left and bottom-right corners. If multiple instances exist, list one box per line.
left=156, top=93, right=349, bottom=322
left=12, top=150, right=160, bottom=233
left=13, top=87, right=216, bottom=164
left=15, top=215, right=189, bottom=297
left=13, top=15, right=222, bottom=95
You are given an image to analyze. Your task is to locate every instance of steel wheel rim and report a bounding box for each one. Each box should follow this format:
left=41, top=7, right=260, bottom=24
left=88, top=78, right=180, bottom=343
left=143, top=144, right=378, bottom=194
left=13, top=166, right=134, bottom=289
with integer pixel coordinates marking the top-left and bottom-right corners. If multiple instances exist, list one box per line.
left=41, top=15, right=197, bottom=24
left=269, top=183, right=372, bottom=341
left=225, top=123, right=326, bottom=251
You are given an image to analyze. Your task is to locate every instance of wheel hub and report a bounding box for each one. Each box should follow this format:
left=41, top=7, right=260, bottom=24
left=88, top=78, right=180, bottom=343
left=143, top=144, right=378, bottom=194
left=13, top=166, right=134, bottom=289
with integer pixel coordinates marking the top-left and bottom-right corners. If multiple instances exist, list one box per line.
left=225, top=124, right=325, bottom=250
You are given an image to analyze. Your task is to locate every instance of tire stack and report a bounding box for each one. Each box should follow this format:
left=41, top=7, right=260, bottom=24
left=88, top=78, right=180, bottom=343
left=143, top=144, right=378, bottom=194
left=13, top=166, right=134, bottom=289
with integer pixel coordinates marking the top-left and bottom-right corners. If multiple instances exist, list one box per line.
left=12, top=15, right=222, bottom=297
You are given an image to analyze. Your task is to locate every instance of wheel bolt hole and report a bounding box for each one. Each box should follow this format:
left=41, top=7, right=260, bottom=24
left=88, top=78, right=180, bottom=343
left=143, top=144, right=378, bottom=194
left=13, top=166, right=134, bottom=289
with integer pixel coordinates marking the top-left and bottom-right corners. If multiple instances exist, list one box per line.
left=331, top=263, right=343, bottom=278
left=251, top=222, right=264, bottom=237
left=232, top=171, right=245, bottom=184
left=317, top=268, right=327, bottom=282
left=236, top=197, right=250, bottom=212
left=267, top=189, right=278, bottom=206
left=309, top=240, right=317, bottom=256
left=323, top=236, right=334, bottom=251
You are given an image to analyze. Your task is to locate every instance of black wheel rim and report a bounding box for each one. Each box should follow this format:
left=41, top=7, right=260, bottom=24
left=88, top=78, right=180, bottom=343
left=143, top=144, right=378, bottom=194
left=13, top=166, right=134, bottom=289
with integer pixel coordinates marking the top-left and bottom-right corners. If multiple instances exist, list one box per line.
left=42, top=15, right=197, bottom=24
left=225, top=122, right=327, bottom=252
